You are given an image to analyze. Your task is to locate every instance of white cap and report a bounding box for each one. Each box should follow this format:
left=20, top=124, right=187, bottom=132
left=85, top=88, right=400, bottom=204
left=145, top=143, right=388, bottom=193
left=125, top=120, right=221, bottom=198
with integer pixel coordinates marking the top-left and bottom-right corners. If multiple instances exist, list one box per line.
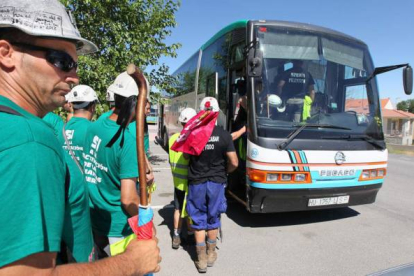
left=179, top=108, right=197, bottom=123
left=200, top=97, right=219, bottom=112
left=268, top=94, right=286, bottom=112
left=106, top=91, right=115, bottom=102
left=107, top=72, right=151, bottom=99
left=0, top=0, right=98, bottom=54
left=66, top=85, right=98, bottom=103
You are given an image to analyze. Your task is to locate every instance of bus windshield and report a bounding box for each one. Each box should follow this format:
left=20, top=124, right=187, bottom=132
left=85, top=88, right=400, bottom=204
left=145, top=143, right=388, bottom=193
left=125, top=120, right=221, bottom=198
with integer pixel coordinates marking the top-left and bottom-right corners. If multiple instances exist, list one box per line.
left=253, top=26, right=383, bottom=141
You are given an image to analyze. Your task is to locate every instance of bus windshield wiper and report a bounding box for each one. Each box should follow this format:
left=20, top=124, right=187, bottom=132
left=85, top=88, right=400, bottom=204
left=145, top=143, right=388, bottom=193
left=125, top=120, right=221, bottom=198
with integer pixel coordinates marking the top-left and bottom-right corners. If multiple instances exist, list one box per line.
left=277, top=124, right=351, bottom=150
left=321, top=134, right=385, bottom=149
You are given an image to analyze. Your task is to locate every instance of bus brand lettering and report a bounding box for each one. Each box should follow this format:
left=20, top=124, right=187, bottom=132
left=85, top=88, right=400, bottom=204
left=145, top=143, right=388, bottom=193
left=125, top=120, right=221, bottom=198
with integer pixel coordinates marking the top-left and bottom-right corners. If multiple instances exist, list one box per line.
left=320, top=169, right=355, bottom=177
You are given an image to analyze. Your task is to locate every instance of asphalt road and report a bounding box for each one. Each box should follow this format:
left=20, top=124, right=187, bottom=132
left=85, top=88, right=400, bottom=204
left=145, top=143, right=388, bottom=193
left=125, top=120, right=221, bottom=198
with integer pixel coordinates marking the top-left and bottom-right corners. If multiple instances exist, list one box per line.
left=146, top=125, right=414, bottom=276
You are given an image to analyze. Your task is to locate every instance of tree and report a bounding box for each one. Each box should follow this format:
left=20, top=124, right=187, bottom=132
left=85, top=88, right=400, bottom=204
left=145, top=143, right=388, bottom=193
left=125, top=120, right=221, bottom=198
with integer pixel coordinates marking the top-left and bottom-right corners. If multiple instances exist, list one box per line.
left=397, top=99, right=414, bottom=113
left=59, top=0, right=181, bottom=115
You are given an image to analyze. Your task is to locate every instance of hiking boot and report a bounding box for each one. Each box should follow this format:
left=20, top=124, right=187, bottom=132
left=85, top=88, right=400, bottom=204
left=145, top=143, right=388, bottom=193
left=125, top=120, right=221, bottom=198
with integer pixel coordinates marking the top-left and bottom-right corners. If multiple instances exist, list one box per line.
left=195, top=245, right=207, bottom=273
left=172, top=235, right=181, bottom=249
left=207, top=242, right=217, bottom=267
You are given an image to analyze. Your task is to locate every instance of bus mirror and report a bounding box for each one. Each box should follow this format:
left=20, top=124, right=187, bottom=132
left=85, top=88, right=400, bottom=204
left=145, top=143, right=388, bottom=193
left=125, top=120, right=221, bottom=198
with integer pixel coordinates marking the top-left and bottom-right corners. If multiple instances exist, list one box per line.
left=403, top=65, right=413, bottom=95
left=248, top=49, right=263, bottom=77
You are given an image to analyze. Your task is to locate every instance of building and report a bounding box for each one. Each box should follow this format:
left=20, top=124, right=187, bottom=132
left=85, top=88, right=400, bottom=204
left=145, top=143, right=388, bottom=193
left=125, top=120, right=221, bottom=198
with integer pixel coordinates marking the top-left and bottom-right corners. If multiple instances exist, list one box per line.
left=381, top=98, right=414, bottom=145
left=345, top=98, right=414, bottom=145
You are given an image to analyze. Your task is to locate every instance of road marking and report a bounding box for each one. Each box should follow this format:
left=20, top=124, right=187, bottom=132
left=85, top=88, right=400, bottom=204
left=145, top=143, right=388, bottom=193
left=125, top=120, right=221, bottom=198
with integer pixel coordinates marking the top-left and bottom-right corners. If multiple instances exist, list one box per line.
left=151, top=153, right=169, bottom=156
left=151, top=204, right=174, bottom=210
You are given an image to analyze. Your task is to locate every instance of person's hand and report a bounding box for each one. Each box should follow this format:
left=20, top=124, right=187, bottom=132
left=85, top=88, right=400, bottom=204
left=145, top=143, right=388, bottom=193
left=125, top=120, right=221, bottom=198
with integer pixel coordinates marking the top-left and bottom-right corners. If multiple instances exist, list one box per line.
left=146, top=170, right=154, bottom=186
left=231, top=132, right=238, bottom=140
left=63, top=102, right=73, bottom=113
left=125, top=238, right=161, bottom=275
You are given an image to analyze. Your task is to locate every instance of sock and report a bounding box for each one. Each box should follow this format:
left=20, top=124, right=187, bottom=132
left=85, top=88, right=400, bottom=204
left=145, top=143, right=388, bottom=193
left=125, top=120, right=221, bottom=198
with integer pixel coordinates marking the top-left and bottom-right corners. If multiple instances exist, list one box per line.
left=207, top=239, right=216, bottom=244
left=196, top=242, right=206, bottom=247
left=174, top=229, right=181, bottom=236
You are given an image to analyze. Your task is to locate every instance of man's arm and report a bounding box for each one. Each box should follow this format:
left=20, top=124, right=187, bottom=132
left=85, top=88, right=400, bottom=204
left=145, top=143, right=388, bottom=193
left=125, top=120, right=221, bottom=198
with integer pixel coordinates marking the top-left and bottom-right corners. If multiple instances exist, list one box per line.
left=308, top=84, right=315, bottom=101
left=120, top=177, right=139, bottom=217
left=226, top=151, right=238, bottom=173
left=277, top=80, right=285, bottom=96
left=0, top=238, right=161, bottom=276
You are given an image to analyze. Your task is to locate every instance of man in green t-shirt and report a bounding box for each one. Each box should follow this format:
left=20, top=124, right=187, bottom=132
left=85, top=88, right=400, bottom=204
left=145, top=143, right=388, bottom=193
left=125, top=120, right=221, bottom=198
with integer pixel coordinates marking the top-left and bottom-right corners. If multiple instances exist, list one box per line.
left=59, top=84, right=99, bottom=166
left=0, top=0, right=161, bottom=274
left=84, top=71, right=153, bottom=258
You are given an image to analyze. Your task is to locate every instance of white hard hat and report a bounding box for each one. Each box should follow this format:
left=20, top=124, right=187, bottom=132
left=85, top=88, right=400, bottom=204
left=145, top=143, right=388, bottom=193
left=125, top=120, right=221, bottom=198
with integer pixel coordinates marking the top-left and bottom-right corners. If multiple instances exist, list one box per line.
left=107, top=72, right=150, bottom=98
left=106, top=91, right=115, bottom=102
left=179, top=108, right=197, bottom=123
left=268, top=94, right=286, bottom=112
left=0, top=0, right=98, bottom=54
left=200, top=97, right=219, bottom=112
left=66, top=85, right=98, bottom=103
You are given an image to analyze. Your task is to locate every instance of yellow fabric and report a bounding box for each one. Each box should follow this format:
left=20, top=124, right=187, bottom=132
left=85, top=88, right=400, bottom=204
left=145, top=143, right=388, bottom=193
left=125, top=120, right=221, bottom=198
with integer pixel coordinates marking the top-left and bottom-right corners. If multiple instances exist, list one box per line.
left=168, top=133, right=189, bottom=191
left=302, top=95, right=313, bottom=121
left=109, top=233, right=136, bottom=256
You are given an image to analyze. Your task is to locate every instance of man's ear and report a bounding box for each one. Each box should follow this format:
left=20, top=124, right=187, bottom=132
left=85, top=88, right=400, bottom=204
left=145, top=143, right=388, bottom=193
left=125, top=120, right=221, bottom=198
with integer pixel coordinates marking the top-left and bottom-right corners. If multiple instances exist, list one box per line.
left=0, top=40, right=16, bottom=69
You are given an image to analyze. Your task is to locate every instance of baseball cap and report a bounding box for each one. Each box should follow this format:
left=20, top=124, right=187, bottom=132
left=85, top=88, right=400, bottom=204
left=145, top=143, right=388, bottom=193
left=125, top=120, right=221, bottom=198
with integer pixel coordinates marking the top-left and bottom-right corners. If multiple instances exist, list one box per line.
left=200, top=97, right=219, bottom=112
left=0, top=0, right=98, bottom=54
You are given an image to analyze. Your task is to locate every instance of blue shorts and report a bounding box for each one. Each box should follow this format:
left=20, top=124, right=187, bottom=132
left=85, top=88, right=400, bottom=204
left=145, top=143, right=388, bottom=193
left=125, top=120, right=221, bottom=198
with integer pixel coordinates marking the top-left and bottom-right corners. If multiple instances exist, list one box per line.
left=186, top=181, right=227, bottom=230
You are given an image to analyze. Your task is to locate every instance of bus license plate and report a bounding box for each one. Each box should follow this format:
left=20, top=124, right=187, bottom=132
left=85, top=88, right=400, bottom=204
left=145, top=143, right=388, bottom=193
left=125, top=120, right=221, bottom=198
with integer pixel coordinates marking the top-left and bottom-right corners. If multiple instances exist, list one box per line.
left=308, top=196, right=350, bottom=207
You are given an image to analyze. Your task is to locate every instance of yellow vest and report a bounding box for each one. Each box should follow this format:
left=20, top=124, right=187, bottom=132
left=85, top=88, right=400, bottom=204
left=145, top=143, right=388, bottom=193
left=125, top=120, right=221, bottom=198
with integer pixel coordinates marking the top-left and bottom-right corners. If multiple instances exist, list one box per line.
left=169, top=133, right=189, bottom=191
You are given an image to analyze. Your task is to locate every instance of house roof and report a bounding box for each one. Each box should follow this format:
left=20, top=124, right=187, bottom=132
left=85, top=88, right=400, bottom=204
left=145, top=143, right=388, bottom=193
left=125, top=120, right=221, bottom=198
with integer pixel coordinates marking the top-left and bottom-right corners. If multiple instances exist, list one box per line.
left=381, top=98, right=391, bottom=109
left=382, top=109, right=414, bottom=119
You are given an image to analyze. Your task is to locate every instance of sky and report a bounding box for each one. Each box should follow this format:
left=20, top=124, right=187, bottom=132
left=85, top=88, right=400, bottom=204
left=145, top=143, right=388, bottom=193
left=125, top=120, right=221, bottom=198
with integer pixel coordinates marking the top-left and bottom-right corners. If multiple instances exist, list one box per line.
left=159, top=0, right=414, bottom=105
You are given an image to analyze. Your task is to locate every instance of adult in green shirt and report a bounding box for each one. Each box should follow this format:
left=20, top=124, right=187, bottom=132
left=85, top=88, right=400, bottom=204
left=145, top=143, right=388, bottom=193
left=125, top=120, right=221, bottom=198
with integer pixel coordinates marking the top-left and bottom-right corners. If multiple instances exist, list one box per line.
left=0, top=0, right=160, bottom=274
left=61, top=152, right=95, bottom=263
left=84, top=71, right=154, bottom=258
left=59, top=84, right=99, bottom=166
left=43, top=111, right=64, bottom=137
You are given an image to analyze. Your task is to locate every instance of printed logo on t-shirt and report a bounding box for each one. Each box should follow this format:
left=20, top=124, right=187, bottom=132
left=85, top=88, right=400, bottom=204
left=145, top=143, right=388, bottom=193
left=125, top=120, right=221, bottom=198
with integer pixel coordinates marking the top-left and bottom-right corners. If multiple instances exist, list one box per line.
left=84, top=135, right=108, bottom=184
left=204, top=135, right=219, bottom=151
left=288, top=72, right=306, bottom=84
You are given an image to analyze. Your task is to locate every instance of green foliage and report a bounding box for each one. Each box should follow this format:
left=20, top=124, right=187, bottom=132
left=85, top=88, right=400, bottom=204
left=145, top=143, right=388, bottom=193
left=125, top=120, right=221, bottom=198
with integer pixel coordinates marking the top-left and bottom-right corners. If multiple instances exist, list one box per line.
left=59, top=0, right=181, bottom=116
left=396, top=99, right=414, bottom=113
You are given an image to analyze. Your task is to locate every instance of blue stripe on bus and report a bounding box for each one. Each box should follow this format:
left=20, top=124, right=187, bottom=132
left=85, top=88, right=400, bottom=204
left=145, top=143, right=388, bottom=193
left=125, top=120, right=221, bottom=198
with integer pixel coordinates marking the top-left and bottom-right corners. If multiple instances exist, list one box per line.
left=249, top=179, right=383, bottom=189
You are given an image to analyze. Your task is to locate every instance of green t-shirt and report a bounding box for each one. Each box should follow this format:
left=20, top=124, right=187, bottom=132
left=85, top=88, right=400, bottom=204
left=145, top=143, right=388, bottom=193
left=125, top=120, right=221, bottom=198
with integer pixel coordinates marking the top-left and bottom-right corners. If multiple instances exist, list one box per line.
left=43, top=112, right=64, bottom=138
left=83, top=117, right=139, bottom=237
left=61, top=152, right=95, bottom=263
left=0, top=96, right=66, bottom=267
left=99, top=111, right=149, bottom=156
left=97, top=110, right=113, bottom=121
left=58, top=117, right=92, bottom=167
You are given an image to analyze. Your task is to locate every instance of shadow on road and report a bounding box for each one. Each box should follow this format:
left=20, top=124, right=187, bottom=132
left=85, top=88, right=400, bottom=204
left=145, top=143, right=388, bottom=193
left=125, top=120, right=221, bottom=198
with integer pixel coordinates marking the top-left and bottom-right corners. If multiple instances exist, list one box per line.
left=148, top=154, right=167, bottom=166
left=226, top=199, right=360, bottom=228
left=157, top=205, right=198, bottom=262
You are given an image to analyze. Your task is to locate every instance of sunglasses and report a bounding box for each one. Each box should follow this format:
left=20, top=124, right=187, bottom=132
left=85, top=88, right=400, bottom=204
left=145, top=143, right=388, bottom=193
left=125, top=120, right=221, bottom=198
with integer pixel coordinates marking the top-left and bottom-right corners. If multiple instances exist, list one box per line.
left=12, top=43, right=78, bottom=73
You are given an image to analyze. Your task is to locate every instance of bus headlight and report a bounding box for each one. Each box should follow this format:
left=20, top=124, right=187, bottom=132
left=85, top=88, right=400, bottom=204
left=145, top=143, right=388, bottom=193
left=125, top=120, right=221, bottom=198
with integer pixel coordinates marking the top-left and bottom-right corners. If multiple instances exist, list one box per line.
left=281, top=174, right=292, bottom=181
left=295, top=173, right=306, bottom=182
left=359, top=168, right=386, bottom=181
left=266, top=173, right=278, bottom=182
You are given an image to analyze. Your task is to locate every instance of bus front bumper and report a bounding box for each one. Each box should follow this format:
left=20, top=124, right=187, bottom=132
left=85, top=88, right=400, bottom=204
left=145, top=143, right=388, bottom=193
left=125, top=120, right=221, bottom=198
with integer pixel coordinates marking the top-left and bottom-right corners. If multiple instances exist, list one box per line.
left=246, top=183, right=382, bottom=213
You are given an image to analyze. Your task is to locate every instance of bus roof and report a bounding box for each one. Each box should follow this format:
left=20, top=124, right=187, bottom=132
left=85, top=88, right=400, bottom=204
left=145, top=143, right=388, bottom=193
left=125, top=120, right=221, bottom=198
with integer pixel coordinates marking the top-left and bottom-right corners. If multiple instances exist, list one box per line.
left=173, top=19, right=367, bottom=75
left=201, top=19, right=249, bottom=50
left=200, top=19, right=366, bottom=51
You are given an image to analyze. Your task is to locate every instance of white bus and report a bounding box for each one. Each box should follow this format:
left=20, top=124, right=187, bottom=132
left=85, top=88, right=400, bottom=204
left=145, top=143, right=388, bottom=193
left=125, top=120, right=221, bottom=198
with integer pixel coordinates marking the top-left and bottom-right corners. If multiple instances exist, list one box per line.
left=158, top=20, right=412, bottom=213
